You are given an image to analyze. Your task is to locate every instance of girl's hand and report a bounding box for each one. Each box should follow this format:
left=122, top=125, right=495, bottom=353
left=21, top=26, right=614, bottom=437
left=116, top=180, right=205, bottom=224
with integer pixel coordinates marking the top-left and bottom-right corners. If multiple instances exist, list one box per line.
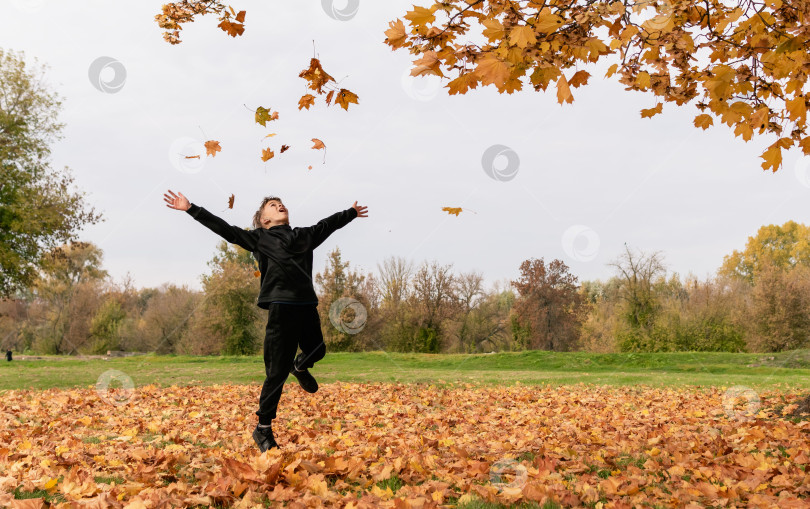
left=164, top=190, right=191, bottom=211
left=351, top=201, right=368, bottom=218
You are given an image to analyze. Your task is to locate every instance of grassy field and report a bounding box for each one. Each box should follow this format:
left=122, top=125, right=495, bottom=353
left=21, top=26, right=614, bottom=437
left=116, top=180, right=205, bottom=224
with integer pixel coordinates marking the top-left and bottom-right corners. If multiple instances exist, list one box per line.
left=1, top=348, right=809, bottom=393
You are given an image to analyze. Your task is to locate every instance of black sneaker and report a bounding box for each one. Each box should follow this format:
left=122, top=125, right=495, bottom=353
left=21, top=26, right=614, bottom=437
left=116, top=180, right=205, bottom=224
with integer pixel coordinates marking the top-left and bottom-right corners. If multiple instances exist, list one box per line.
left=290, top=364, right=319, bottom=393
left=252, top=424, right=278, bottom=453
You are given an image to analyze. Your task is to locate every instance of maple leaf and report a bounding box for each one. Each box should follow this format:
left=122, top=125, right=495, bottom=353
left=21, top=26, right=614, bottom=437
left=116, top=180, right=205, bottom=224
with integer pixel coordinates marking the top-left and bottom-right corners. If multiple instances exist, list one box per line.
left=298, top=58, right=335, bottom=95
left=404, top=6, right=435, bottom=27
left=263, top=133, right=276, bottom=138
left=442, top=207, right=463, bottom=216
left=255, top=106, right=279, bottom=127
left=184, top=155, right=201, bottom=160
left=204, top=140, right=221, bottom=157
left=298, top=94, right=316, bottom=110
left=227, top=194, right=235, bottom=209
left=217, top=18, right=244, bottom=38
left=335, top=89, right=359, bottom=111
left=509, top=26, right=537, bottom=49
left=280, top=145, right=290, bottom=153
left=556, top=74, right=573, bottom=104
left=694, top=114, right=713, bottom=130
left=325, top=90, right=335, bottom=106
left=311, top=138, right=325, bottom=150
left=384, top=19, right=408, bottom=48
left=261, top=148, right=274, bottom=162
left=568, top=70, right=590, bottom=88
left=640, top=103, right=663, bottom=118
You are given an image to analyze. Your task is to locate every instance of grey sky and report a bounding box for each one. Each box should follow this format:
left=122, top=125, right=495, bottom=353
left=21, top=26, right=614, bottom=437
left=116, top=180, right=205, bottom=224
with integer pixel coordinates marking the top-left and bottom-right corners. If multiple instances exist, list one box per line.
left=3, top=0, right=808, bottom=294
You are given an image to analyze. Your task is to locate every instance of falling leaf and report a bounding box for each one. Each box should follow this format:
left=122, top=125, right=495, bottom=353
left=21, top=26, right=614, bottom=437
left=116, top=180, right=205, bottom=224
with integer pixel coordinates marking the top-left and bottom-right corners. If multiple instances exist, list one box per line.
left=442, top=207, right=463, bottom=216
left=204, top=140, right=221, bottom=157
left=217, top=18, right=244, bottom=38
left=184, top=155, right=201, bottom=160
left=264, top=133, right=277, bottom=138
left=227, top=194, right=235, bottom=209
left=640, top=103, right=663, bottom=118
left=261, top=148, right=274, bottom=162
left=255, top=106, right=279, bottom=127
left=556, top=74, right=573, bottom=104
left=298, top=94, right=316, bottom=110
left=307, top=165, right=312, bottom=170
left=280, top=145, right=290, bottom=153
left=325, top=90, right=335, bottom=106
left=311, top=138, right=325, bottom=150
left=298, top=58, right=335, bottom=95
left=694, top=114, right=714, bottom=130
left=335, top=89, right=359, bottom=111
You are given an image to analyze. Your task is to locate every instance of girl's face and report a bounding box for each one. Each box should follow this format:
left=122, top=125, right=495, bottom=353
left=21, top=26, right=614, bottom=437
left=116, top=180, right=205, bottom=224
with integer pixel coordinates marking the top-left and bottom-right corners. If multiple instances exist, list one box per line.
left=261, top=200, right=289, bottom=227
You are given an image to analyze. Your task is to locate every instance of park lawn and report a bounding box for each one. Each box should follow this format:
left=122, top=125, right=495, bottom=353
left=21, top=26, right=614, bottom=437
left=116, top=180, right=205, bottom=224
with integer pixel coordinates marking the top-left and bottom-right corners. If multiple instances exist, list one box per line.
left=1, top=349, right=809, bottom=393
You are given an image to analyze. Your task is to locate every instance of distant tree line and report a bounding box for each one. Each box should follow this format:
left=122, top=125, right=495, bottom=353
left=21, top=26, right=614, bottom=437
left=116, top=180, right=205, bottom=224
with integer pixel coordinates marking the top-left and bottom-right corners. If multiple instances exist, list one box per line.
left=1, top=219, right=809, bottom=356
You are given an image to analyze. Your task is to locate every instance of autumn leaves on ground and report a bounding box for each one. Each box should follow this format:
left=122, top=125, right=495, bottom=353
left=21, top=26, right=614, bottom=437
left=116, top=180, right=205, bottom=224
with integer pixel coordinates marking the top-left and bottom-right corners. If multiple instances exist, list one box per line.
left=1, top=380, right=809, bottom=509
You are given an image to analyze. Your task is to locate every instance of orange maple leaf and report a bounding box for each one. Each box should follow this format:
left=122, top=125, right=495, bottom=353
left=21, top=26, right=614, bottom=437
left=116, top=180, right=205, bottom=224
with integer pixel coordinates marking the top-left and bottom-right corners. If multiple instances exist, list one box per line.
left=204, top=140, right=221, bottom=157
left=280, top=145, right=290, bottom=153
left=218, top=19, right=244, bottom=38
left=261, top=148, right=274, bottom=162
left=299, top=94, right=316, bottom=110
left=227, top=194, right=235, bottom=209
left=311, top=138, right=325, bottom=150
left=335, top=89, right=359, bottom=111
left=442, top=207, right=463, bottom=216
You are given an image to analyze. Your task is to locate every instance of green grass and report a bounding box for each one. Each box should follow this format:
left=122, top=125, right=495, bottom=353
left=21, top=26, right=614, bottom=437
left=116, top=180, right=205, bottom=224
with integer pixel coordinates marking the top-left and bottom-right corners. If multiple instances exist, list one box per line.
left=1, top=349, right=809, bottom=393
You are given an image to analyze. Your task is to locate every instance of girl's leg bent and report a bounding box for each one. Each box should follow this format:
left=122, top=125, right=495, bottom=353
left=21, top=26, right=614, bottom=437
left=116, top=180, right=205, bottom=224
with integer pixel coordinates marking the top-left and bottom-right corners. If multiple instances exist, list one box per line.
left=293, top=304, right=326, bottom=371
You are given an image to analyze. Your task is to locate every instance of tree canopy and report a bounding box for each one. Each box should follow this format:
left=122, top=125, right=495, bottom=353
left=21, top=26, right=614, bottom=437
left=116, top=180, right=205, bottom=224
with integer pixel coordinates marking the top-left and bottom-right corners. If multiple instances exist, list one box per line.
left=154, top=0, right=810, bottom=172
left=0, top=48, right=103, bottom=299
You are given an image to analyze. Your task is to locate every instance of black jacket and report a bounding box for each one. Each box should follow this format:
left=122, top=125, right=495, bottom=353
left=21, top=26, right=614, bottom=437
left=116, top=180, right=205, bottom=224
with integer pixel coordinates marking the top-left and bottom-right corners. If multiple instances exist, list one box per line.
left=186, top=203, right=358, bottom=309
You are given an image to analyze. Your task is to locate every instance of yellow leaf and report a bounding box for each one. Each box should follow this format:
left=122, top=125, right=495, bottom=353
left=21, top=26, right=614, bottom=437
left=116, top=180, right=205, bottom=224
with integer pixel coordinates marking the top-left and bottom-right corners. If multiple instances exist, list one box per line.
left=535, top=12, right=564, bottom=34
left=481, top=19, right=505, bottom=42
left=442, top=207, right=463, bottom=216
left=475, top=54, right=510, bottom=87
left=694, top=114, right=713, bottom=129
left=635, top=71, right=651, bottom=90
left=640, top=103, right=663, bottom=118
left=384, top=19, right=407, bottom=48
left=404, top=6, right=435, bottom=27
left=556, top=74, right=573, bottom=104
left=605, top=63, right=619, bottom=78
left=43, top=478, right=58, bottom=490
left=509, top=26, right=537, bottom=49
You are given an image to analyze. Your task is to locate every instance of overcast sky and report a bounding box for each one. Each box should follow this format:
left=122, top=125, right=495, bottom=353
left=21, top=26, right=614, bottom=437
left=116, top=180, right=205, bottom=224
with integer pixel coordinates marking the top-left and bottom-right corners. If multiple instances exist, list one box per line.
left=3, top=0, right=808, bottom=295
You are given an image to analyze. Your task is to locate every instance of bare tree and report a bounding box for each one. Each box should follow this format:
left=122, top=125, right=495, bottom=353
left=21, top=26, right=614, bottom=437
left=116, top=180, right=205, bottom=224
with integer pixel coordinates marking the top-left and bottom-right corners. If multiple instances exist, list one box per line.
left=375, top=256, right=414, bottom=308
left=608, top=244, right=667, bottom=330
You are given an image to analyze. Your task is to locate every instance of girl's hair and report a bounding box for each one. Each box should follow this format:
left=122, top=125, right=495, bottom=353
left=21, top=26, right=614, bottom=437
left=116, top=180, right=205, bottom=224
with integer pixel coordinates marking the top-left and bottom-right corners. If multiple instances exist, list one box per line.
left=252, top=196, right=283, bottom=229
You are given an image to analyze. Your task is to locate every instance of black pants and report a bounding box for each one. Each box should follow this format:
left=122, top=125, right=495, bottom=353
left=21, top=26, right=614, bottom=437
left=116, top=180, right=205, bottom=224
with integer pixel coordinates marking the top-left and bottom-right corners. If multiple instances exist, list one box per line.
left=255, top=302, right=326, bottom=423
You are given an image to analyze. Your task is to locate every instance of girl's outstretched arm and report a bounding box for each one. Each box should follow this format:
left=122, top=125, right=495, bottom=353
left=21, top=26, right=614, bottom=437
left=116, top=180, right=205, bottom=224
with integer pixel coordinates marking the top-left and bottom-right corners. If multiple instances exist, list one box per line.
left=164, top=189, right=260, bottom=252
